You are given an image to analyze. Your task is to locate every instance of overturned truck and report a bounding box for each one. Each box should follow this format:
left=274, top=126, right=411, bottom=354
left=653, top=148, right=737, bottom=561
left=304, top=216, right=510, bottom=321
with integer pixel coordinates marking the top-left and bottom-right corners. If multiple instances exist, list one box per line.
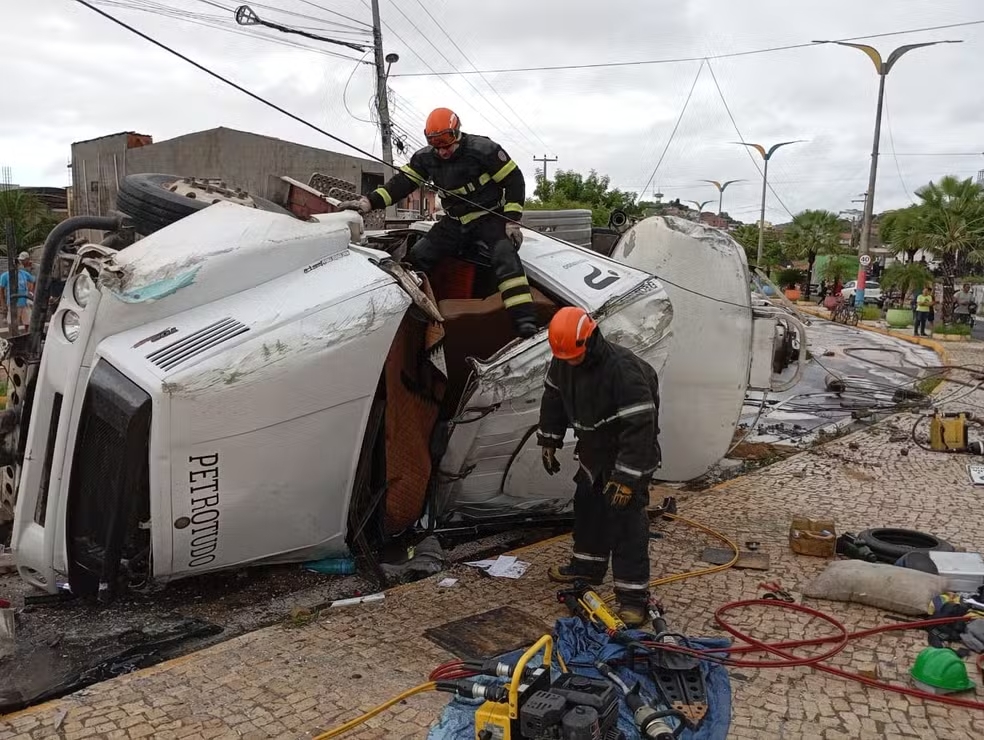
left=6, top=173, right=805, bottom=598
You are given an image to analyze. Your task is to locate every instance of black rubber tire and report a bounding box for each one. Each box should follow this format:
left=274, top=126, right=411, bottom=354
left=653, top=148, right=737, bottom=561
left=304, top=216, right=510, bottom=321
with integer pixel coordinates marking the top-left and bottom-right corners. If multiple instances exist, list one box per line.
left=856, top=528, right=955, bottom=563
left=116, top=173, right=293, bottom=235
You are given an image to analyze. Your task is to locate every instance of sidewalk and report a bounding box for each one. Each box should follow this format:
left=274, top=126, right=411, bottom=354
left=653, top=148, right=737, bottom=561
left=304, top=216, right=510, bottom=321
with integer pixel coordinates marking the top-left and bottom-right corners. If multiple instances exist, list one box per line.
left=3, top=337, right=984, bottom=739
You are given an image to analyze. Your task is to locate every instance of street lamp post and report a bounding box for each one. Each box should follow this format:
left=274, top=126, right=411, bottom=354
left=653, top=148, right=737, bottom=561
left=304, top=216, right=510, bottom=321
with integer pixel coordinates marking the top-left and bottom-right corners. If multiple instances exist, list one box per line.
left=686, top=200, right=714, bottom=222
left=699, top=179, right=745, bottom=216
left=814, top=39, right=961, bottom=307
left=735, top=142, right=803, bottom=266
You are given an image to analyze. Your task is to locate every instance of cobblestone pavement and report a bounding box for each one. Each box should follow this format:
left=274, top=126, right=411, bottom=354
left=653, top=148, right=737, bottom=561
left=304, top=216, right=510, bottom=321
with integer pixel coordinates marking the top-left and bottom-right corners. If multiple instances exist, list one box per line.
left=3, top=331, right=984, bottom=740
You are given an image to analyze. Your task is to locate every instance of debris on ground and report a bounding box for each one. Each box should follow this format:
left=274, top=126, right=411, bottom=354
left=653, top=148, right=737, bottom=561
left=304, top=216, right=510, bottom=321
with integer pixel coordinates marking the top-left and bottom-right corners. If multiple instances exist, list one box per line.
left=464, top=555, right=530, bottom=579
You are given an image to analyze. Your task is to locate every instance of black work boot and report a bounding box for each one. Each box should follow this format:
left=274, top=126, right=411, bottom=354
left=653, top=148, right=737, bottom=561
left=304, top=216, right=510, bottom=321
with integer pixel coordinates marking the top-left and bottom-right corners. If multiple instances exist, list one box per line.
left=548, top=563, right=604, bottom=586
left=618, top=602, right=648, bottom=628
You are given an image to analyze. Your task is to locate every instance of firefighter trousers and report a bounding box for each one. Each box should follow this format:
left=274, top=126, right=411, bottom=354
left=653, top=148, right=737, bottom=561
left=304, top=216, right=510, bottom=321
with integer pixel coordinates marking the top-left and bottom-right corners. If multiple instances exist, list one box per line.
left=407, top=213, right=536, bottom=327
left=569, top=467, right=651, bottom=607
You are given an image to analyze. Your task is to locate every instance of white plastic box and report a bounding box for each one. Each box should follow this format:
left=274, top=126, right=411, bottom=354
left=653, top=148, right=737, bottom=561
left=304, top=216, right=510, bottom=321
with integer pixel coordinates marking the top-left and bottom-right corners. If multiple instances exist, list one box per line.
left=928, top=552, right=984, bottom=593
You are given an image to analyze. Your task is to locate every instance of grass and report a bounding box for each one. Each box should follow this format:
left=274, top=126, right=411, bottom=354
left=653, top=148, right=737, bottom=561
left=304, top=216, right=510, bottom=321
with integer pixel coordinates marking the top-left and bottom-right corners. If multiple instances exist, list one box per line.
left=917, top=375, right=946, bottom=395
left=933, top=323, right=972, bottom=336
left=860, top=306, right=882, bottom=321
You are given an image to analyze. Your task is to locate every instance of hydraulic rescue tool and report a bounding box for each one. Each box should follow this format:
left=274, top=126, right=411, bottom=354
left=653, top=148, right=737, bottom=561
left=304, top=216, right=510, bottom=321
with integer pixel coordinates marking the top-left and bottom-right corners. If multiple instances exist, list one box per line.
left=435, top=635, right=622, bottom=740
left=556, top=582, right=649, bottom=655
left=595, top=662, right=687, bottom=740
left=646, top=602, right=709, bottom=725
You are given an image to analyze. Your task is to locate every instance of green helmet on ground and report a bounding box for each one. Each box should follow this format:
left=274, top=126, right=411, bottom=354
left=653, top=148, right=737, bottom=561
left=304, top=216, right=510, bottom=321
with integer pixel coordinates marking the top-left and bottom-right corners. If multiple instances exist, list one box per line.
left=910, top=647, right=975, bottom=693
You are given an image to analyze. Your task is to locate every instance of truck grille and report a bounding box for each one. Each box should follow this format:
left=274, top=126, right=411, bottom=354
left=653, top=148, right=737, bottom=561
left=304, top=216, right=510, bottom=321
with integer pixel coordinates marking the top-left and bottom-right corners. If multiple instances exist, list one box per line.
left=67, top=360, right=151, bottom=599
left=147, top=317, right=249, bottom=371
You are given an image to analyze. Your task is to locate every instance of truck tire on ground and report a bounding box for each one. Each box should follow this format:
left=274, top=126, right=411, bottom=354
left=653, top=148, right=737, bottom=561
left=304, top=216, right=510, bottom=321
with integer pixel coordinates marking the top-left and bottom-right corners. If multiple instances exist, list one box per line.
left=116, top=173, right=293, bottom=235
left=856, top=528, right=954, bottom=563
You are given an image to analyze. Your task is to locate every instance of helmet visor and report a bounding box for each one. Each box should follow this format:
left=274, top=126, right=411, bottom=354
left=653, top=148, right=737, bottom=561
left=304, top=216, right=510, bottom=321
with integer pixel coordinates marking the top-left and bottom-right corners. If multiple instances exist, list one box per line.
left=426, top=128, right=459, bottom=149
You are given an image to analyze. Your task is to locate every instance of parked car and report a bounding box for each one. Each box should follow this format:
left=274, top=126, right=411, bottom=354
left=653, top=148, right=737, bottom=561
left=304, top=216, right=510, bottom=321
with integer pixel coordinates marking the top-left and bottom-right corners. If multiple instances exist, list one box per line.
left=840, top=280, right=882, bottom=305
left=8, top=178, right=805, bottom=597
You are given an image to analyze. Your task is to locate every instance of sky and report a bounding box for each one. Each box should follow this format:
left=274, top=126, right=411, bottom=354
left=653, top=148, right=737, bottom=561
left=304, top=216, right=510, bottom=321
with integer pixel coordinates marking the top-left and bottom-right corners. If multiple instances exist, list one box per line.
left=3, top=0, right=983, bottom=224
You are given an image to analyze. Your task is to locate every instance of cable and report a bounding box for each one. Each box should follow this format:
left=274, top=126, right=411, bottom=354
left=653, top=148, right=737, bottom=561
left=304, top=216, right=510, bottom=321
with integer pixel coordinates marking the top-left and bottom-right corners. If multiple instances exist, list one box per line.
left=274, top=0, right=372, bottom=29
left=391, top=19, right=984, bottom=77
left=883, top=90, right=914, bottom=204
left=71, top=0, right=785, bottom=313
left=639, top=61, right=704, bottom=200
left=342, top=51, right=374, bottom=124
left=407, top=0, right=552, bottom=154
left=704, top=59, right=795, bottom=219
left=312, top=681, right=437, bottom=739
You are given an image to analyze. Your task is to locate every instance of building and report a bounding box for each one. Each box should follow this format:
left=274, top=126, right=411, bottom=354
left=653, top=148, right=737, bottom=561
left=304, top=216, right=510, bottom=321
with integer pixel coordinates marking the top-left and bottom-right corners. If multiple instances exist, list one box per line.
left=70, top=127, right=437, bottom=222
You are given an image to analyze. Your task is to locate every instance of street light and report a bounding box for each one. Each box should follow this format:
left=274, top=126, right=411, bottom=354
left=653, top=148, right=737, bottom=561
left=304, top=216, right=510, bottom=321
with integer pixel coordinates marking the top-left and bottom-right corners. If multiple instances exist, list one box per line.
left=699, top=179, right=745, bottom=216
left=734, top=141, right=803, bottom=266
left=686, top=200, right=714, bottom=222
left=814, top=39, right=961, bottom=307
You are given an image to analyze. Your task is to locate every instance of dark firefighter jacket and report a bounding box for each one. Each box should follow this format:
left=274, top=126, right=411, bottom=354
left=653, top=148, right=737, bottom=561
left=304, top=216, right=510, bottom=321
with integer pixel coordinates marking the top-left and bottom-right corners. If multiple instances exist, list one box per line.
left=365, top=133, right=525, bottom=225
left=537, top=330, right=661, bottom=488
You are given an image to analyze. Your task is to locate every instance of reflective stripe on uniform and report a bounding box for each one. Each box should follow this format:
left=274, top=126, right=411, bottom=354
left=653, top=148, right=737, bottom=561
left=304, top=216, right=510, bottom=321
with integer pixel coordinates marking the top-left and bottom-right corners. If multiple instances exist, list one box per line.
left=459, top=210, right=487, bottom=224
left=479, top=173, right=492, bottom=186
left=571, top=402, right=656, bottom=432
left=400, top=165, right=426, bottom=184
left=544, top=376, right=559, bottom=390
left=615, top=461, right=658, bottom=478
left=538, top=429, right=563, bottom=440
left=573, top=551, right=607, bottom=563
left=373, top=187, right=393, bottom=207
left=492, top=159, right=518, bottom=182
left=613, top=580, right=649, bottom=591
left=499, top=275, right=529, bottom=292
left=504, top=201, right=523, bottom=214
left=504, top=293, right=534, bottom=308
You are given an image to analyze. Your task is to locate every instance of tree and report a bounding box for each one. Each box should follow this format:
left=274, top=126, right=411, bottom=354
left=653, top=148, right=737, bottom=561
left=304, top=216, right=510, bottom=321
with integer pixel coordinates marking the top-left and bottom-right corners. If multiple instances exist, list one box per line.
left=823, top=256, right=855, bottom=286
left=880, top=206, right=924, bottom=264
left=0, top=189, right=59, bottom=253
left=882, top=176, right=984, bottom=322
left=880, top=261, right=933, bottom=308
left=732, top=223, right=785, bottom=275
left=784, top=209, right=842, bottom=300
left=527, top=169, right=641, bottom=226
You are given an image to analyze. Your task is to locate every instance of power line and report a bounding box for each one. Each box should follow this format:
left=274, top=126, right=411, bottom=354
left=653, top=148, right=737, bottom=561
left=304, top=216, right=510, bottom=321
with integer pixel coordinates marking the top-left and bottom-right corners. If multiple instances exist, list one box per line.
left=704, top=58, right=795, bottom=219
left=883, top=90, right=914, bottom=204
left=93, top=0, right=372, bottom=59
left=639, top=61, right=704, bottom=200
left=70, top=0, right=771, bottom=314
left=406, top=0, right=552, bottom=154
left=391, top=19, right=984, bottom=77
left=191, top=0, right=372, bottom=33
left=357, top=1, right=536, bottom=160
left=293, top=0, right=373, bottom=28
left=890, top=152, right=984, bottom=156
left=383, top=0, right=541, bottom=155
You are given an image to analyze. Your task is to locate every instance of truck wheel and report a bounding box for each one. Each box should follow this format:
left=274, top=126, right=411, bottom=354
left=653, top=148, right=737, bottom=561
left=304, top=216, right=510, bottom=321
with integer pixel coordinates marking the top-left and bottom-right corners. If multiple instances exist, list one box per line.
left=116, top=173, right=292, bottom=235
left=856, top=528, right=954, bottom=563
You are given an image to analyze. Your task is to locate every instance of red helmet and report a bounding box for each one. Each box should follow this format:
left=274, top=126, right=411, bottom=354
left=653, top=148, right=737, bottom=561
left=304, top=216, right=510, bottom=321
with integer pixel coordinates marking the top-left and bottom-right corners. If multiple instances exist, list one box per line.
left=548, top=307, right=597, bottom=360
left=425, top=108, right=461, bottom=149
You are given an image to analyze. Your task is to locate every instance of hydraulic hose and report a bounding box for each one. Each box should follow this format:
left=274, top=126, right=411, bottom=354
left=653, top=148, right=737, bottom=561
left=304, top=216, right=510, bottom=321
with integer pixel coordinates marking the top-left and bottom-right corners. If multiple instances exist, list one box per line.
left=311, top=681, right=437, bottom=739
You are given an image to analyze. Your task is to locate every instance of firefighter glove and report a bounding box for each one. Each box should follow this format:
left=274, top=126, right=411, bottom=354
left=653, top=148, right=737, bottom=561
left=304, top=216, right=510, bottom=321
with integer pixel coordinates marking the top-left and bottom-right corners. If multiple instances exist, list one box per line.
left=604, top=480, right=633, bottom=508
left=338, top=196, right=371, bottom=214
left=541, top=446, right=561, bottom=476
left=505, top=221, right=523, bottom=249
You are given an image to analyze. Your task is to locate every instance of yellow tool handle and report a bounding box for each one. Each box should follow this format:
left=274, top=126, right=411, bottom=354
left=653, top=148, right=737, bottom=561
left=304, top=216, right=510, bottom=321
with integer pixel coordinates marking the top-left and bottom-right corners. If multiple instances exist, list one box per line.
left=580, top=590, right=626, bottom=632
left=508, top=634, right=553, bottom=720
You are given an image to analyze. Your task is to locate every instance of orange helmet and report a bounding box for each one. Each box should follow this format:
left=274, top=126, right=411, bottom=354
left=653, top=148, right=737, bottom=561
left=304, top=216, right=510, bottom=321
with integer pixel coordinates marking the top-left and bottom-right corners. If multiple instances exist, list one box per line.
left=425, top=107, right=461, bottom=149
left=548, top=307, right=597, bottom=360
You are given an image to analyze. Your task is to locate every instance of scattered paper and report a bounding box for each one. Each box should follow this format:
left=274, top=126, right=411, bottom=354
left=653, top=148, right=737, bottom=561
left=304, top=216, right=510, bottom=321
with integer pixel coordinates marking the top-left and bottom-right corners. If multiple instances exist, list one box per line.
left=968, top=464, right=984, bottom=486
left=437, top=578, right=459, bottom=588
left=465, top=555, right=530, bottom=579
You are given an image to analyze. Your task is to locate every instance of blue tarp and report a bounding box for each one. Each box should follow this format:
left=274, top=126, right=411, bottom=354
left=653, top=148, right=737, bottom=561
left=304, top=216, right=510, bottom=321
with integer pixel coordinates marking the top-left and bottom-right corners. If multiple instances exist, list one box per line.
left=427, top=617, right=732, bottom=740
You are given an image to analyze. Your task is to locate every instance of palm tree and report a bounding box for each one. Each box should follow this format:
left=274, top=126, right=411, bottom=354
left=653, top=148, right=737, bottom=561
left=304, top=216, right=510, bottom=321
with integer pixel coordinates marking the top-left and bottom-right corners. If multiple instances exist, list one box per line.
left=880, top=261, right=933, bottom=308
left=0, top=189, right=59, bottom=252
left=785, top=209, right=842, bottom=300
left=880, top=206, right=924, bottom=263
left=905, top=176, right=984, bottom=322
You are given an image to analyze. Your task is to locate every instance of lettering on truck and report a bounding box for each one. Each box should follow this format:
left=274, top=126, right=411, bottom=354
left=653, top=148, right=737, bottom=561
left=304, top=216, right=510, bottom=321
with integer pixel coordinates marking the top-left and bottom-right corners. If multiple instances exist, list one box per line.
left=187, top=453, right=220, bottom=567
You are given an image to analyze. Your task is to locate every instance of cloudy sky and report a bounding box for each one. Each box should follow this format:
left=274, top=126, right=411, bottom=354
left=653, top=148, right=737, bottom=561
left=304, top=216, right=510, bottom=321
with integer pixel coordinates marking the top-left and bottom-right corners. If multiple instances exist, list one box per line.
left=4, top=0, right=982, bottom=223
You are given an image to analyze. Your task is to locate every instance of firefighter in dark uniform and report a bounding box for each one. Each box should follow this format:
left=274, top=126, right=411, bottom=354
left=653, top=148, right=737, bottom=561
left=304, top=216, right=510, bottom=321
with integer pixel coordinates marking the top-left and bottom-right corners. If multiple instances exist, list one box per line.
left=537, top=306, right=661, bottom=627
left=341, top=107, right=538, bottom=337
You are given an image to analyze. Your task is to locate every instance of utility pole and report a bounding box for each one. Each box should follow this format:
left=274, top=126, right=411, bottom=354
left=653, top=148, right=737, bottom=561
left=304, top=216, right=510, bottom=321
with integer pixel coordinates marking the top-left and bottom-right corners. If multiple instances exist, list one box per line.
left=699, top=179, right=744, bottom=216
left=736, top=141, right=802, bottom=266
left=370, top=0, right=395, bottom=211
left=533, top=155, right=558, bottom=185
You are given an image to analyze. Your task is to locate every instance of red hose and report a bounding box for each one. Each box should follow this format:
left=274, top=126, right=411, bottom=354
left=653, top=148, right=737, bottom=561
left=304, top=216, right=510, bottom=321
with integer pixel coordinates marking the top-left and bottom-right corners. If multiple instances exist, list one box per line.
left=700, top=600, right=984, bottom=711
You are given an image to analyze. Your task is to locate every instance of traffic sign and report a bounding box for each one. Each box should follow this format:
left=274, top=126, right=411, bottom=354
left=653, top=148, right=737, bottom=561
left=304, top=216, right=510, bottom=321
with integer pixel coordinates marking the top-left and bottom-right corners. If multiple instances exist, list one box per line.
left=859, top=254, right=872, bottom=266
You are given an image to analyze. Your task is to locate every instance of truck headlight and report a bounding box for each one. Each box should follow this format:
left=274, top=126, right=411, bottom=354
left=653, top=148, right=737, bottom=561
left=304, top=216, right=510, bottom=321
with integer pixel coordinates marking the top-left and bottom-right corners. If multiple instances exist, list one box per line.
left=72, top=272, right=94, bottom=307
left=62, top=310, right=81, bottom=342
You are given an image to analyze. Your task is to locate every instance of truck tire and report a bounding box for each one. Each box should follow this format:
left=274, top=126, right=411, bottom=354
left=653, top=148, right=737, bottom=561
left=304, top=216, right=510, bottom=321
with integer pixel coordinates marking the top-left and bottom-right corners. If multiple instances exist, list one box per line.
left=856, top=528, right=954, bottom=563
left=116, top=173, right=292, bottom=235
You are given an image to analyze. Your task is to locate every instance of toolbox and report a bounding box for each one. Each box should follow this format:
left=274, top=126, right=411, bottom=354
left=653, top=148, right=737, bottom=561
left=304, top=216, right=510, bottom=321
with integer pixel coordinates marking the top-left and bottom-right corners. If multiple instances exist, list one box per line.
left=928, top=552, right=984, bottom=593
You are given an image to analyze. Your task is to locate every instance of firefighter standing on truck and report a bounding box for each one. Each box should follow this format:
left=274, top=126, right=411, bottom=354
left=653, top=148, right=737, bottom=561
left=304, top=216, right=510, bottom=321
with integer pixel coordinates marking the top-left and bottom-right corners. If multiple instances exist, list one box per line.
left=340, top=108, right=538, bottom=337
left=537, top=306, right=661, bottom=627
